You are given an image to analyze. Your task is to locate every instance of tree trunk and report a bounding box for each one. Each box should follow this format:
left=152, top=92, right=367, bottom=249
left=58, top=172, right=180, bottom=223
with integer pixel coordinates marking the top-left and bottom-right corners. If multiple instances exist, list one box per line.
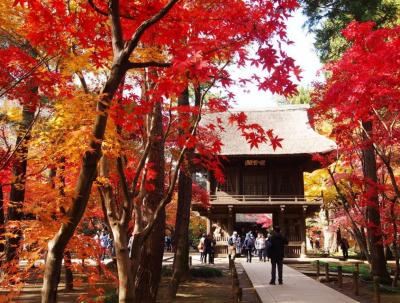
left=41, top=64, right=125, bottom=303
left=134, top=100, right=165, bottom=303
left=168, top=169, right=192, bottom=298
left=169, top=87, right=192, bottom=298
left=6, top=103, right=35, bottom=262
left=0, top=184, right=5, bottom=252
left=112, top=224, right=135, bottom=302
left=42, top=240, right=64, bottom=302
left=49, top=162, right=74, bottom=291
left=64, top=251, right=73, bottom=291
left=362, top=121, right=390, bottom=281
left=99, top=155, right=136, bottom=303
left=391, top=200, right=399, bottom=287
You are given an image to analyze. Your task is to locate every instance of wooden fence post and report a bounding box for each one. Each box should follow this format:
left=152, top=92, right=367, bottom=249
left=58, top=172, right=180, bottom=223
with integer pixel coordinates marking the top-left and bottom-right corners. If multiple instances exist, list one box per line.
left=373, top=276, right=380, bottom=303
left=337, top=266, right=343, bottom=288
left=353, top=271, right=359, bottom=296
left=316, top=260, right=320, bottom=280
left=324, top=263, right=329, bottom=281
left=236, top=286, right=242, bottom=302
left=230, top=260, right=241, bottom=303
left=189, top=256, right=192, bottom=267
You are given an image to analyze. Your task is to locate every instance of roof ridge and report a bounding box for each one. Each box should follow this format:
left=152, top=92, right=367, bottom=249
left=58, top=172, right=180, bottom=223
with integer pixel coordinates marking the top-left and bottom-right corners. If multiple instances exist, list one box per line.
left=230, top=104, right=310, bottom=112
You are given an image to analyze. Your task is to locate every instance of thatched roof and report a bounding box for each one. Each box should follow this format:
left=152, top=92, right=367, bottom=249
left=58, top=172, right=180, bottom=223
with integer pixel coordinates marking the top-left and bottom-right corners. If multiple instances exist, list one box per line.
left=202, top=105, right=336, bottom=156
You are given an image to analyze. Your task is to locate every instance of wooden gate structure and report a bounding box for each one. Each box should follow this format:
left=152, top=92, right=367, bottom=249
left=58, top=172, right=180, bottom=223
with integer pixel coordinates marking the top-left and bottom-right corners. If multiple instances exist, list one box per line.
left=192, top=106, right=336, bottom=257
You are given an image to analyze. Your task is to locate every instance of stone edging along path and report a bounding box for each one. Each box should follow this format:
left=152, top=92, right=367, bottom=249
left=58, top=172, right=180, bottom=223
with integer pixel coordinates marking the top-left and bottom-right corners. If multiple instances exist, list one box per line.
left=240, top=259, right=359, bottom=303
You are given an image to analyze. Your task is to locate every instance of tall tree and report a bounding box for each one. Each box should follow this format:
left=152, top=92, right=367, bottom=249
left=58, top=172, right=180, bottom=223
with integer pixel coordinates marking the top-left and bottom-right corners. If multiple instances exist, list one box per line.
left=38, top=1, right=180, bottom=301
left=301, top=0, right=397, bottom=282
left=168, top=87, right=193, bottom=299
left=300, top=0, right=399, bottom=62
left=311, top=21, right=400, bottom=282
left=1, top=0, right=301, bottom=301
left=6, top=103, right=36, bottom=262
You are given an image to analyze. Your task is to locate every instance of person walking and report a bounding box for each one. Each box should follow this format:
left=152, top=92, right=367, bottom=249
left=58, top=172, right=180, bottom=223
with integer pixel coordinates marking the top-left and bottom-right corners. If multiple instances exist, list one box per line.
left=228, top=231, right=240, bottom=260
left=315, top=237, right=321, bottom=252
left=235, top=234, right=242, bottom=257
left=309, top=236, right=314, bottom=250
left=209, top=234, right=216, bottom=264
left=99, top=230, right=109, bottom=260
left=198, top=234, right=206, bottom=263
left=267, top=226, right=288, bottom=285
left=204, top=233, right=214, bottom=264
left=244, top=231, right=255, bottom=263
left=340, top=238, right=349, bottom=260
left=255, top=233, right=266, bottom=261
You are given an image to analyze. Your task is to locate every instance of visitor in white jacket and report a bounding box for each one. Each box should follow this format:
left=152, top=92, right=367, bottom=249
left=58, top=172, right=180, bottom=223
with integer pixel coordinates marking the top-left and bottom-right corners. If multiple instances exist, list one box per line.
left=255, top=233, right=266, bottom=261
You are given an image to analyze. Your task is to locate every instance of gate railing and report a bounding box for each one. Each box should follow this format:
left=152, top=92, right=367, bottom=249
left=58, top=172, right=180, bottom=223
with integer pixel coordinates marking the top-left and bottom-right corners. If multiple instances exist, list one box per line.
left=209, top=194, right=322, bottom=205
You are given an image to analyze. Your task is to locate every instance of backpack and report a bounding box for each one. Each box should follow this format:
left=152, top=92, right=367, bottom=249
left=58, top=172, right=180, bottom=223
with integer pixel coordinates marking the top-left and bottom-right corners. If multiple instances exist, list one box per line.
left=245, top=237, right=254, bottom=248
left=228, top=237, right=234, bottom=246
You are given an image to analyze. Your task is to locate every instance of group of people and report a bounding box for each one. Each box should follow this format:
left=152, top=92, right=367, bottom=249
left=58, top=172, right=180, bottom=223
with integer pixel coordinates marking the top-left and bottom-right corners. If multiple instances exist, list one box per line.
left=228, top=231, right=272, bottom=263
left=94, top=228, right=114, bottom=260
left=228, top=227, right=288, bottom=285
left=197, top=233, right=217, bottom=264
left=308, top=236, right=321, bottom=251
left=309, top=234, right=350, bottom=260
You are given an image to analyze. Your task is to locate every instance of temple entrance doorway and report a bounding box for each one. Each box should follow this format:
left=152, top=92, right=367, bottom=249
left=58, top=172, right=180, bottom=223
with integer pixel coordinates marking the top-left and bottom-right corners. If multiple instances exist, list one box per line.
left=235, top=213, right=273, bottom=238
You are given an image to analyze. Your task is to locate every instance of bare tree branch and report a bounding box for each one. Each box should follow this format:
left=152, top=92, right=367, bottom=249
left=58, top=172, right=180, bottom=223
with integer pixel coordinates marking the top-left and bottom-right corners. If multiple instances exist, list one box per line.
left=127, top=61, right=172, bottom=69
left=87, top=0, right=108, bottom=16
left=0, top=56, right=52, bottom=99
left=109, top=0, right=124, bottom=52
left=125, top=0, right=179, bottom=55
left=0, top=108, right=41, bottom=172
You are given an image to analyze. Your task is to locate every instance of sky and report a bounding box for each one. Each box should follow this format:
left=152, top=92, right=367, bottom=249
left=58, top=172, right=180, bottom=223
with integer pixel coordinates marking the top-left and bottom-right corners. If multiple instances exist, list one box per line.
left=230, top=10, right=323, bottom=109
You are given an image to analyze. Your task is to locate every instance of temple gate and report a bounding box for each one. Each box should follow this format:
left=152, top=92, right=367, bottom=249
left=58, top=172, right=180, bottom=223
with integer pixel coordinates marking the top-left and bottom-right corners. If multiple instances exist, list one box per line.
left=192, top=105, right=336, bottom=257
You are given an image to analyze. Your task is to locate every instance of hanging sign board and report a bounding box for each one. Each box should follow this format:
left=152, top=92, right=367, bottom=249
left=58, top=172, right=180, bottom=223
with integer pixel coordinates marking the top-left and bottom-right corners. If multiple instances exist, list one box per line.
left=244, top=159, right=266, bottom=166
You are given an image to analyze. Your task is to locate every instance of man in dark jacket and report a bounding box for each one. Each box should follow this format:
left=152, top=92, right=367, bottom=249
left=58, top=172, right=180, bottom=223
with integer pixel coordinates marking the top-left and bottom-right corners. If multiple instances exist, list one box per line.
left=267, top=226, right=288, bottom=285
left=244, top=231, right=255, bottom=263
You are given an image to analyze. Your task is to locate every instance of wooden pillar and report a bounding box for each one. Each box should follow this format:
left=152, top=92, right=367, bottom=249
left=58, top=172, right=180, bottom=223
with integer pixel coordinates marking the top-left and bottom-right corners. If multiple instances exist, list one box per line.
left=228, top=206, right=234, bottom=235
left=206, top=175, right=211, bottom=193
left=279, top=205, right=286, bottom=235
left=206, top=209, right=211, bottom=234
left=234, top=170, right=240, bottom=195
left=301, top=205, right=307, bottom=257
left=272, top=210, right=279, bottom=228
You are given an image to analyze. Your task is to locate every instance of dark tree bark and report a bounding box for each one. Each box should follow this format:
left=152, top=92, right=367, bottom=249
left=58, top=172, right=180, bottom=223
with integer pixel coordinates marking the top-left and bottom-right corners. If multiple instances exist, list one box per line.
left=134, top=100, right=166, bottom=303
left=58, top=159, right=74, bottom=291
left=168, top=88, right=193, bottom=298
left=40, top=1, right=178, bottom=300
left=362, top=121, right=390, bottom=282
left=41, top=61, right=126, bottom=303
left=6, top=102, right=36, bottom=262
left=63, top=251, right=73, bottom=291
left=0, top=184, right=5, bottom=252
left=99, top=155, right=136, bottom=303
left=168, top=168, right=192, bottom=298
left=49, top=161, right=74, bottom=291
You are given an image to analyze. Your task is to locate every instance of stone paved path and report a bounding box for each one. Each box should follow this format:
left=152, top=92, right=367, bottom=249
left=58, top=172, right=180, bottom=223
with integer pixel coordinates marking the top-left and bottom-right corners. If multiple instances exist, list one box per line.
left=239, top=259, right=359, bottom=303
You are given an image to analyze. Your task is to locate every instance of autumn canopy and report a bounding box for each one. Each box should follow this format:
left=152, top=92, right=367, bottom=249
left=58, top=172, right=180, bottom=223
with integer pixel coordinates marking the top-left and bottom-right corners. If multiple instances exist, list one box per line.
left=0, top=0, right=300, bottom=302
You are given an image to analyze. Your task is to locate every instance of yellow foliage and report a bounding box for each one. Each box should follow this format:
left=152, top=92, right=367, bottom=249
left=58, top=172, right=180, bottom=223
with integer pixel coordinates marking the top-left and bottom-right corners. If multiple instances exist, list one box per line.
left=1, top=104, right=22, bottom=122
left=95, top=176, right=110, bottom=186
left=130, top=46, right=167, bottom=63
left=0, top=0, right=25, bottom=36
left=316, top=120, right=333, bottom=136
left=304, top=168, right=338, bottom=207
left=60, top=51, right=97, bottom=74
